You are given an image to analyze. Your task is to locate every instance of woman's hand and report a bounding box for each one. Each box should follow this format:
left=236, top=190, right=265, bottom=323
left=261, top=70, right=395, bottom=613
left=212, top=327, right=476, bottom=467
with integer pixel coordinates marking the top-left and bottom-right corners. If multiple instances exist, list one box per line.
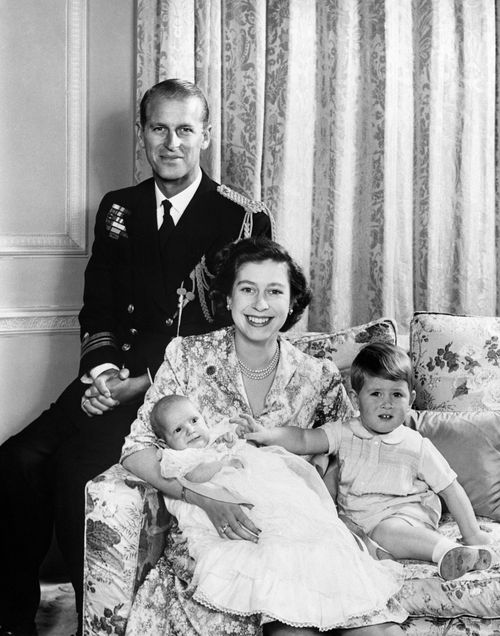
left=189, top=490, right=261, bottom=543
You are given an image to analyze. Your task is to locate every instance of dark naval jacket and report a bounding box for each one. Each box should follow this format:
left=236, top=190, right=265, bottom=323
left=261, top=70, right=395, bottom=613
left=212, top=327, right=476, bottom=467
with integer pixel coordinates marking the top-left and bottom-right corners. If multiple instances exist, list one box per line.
left=79, top=171, right=272, bottom=378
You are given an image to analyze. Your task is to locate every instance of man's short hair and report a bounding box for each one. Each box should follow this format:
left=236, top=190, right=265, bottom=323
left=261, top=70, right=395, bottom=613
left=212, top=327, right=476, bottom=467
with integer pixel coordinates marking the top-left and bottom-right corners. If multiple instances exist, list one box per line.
left=139, top=78, right=210, bottom=128
left=350, top=342, right=413, bottom=393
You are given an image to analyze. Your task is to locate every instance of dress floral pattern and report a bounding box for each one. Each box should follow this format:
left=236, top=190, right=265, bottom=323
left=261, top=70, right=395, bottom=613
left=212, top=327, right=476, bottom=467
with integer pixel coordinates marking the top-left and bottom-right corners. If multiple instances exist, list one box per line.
left=121, top=326, right=353, bottom=461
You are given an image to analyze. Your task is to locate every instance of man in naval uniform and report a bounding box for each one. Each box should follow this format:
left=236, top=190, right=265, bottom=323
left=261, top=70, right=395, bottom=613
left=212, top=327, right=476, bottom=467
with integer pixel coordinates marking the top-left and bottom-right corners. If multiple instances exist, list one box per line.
left=0, top=78, right=272, bottom=636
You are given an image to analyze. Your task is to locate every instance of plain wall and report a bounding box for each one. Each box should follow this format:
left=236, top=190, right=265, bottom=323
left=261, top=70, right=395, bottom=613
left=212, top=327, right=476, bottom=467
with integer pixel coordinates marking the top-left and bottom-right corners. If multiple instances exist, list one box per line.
left=0, top=0, right=136, bottom=444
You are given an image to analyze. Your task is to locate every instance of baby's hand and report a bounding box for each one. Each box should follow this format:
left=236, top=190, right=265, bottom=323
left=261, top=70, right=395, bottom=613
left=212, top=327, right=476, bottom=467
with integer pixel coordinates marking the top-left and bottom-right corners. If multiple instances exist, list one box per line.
left=463, top=529, right=493, bottom=546
left=223, top=456, right=245, bottom=471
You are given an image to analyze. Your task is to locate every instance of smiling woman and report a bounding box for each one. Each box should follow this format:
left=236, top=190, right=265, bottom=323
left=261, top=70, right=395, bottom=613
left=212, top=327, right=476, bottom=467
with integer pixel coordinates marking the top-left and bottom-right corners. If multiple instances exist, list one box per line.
left=211, top=238, right=309, bottom=417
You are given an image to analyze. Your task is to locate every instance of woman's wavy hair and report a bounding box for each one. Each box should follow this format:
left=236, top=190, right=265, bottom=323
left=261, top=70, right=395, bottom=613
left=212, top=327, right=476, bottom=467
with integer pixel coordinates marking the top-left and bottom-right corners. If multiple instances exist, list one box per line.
left=210, top=236, right=312, bottom=332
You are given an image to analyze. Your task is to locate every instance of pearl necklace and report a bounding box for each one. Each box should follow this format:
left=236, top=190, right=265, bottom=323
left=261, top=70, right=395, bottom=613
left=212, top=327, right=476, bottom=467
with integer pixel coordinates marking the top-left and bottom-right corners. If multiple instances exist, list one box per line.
left=237, top=345, right=280, bottom=381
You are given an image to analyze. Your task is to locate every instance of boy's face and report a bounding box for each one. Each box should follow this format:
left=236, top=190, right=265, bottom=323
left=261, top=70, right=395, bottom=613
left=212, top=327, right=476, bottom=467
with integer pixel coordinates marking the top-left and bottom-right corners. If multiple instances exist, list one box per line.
left=160, top=400, right=210, bottom=450
left=353, top=375, right=416, bottom=435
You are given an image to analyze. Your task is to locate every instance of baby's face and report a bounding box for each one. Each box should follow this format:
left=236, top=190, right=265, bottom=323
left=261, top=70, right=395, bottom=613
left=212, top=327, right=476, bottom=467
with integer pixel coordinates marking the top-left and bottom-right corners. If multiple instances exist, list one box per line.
left=161, top=400, right=210, bottom=450
left=354, top=375, right=415, bottom=435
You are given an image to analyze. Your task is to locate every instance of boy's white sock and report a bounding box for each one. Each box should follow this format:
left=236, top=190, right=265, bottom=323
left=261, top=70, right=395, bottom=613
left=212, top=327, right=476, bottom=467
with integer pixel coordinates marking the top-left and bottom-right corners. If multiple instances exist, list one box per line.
left=432, top=536, right=457, bottom=563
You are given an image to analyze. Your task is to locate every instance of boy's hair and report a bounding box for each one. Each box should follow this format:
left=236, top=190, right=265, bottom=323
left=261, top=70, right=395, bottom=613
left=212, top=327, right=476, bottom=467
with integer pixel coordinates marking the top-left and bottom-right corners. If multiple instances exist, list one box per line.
left=150, top=394, right=190, bottom=440
left=350, top=342, right=413, bottom=393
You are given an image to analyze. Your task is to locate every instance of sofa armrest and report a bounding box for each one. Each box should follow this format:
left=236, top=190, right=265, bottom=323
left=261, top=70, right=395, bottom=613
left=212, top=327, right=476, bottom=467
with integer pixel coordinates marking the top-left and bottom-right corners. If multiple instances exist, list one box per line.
left=83, top=463, right=171, bottom=635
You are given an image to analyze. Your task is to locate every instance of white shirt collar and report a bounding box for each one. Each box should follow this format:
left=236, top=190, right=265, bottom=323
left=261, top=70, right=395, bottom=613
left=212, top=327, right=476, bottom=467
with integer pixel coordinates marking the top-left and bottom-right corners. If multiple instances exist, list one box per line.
left=349, top=418, right=406, bottom=445
left=154, top=169, right=202, bottom=227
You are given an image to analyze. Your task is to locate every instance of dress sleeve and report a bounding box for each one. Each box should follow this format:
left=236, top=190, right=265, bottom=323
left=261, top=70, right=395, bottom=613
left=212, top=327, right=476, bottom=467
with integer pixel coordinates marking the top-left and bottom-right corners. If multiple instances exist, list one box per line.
left=418, top=438, right=457, bottom=493
left=120, top=337, right=188, bottom=461
left=313, top=360, right=355, bottom=428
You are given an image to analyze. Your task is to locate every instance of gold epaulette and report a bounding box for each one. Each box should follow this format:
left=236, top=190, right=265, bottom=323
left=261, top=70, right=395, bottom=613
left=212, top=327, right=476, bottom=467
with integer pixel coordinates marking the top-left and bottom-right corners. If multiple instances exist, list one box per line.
left=217, top=184, right=276, bottom=239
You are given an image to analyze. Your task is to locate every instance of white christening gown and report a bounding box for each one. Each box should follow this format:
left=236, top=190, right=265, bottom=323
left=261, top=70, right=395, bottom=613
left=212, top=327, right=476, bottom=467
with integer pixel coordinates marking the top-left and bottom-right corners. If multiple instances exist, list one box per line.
left=158, top=429, right=407, bottom=631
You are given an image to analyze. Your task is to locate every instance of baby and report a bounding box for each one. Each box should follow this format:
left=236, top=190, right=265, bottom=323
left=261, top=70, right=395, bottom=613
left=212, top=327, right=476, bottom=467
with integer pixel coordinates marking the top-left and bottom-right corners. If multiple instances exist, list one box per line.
left=151, top=394, right=245, bottom=485
left=242, top=342, right=493, bottom=580
left=149, top=393, right=408, bottom=630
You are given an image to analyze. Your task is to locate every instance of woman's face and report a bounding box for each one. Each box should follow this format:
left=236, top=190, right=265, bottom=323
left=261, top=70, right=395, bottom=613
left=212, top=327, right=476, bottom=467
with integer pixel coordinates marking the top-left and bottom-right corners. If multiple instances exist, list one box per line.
left=229, top=259, right=292, bottom=345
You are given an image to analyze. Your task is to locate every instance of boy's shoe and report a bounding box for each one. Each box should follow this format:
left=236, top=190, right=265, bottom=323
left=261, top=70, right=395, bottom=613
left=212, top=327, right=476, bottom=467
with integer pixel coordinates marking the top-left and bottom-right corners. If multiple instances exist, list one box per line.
left=438, top=545, right=493, bottom=580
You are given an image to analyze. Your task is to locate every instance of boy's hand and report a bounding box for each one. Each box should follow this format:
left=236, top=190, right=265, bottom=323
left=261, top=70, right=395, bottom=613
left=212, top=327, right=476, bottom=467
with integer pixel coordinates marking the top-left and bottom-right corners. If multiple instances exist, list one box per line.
left=463, top=529, right=493, bottom=546
left=229, top=413, right=259, bottom=438
left=229, top=413, right=283, bottom=446
left=213, top=431, right=237, bottom=447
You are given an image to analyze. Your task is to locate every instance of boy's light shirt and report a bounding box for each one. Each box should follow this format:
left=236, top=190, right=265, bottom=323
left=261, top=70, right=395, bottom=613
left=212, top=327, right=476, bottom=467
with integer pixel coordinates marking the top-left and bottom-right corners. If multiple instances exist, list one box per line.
left=321, top=418, right=407, bottom=455
left=349, top=419, right=407, bottom=444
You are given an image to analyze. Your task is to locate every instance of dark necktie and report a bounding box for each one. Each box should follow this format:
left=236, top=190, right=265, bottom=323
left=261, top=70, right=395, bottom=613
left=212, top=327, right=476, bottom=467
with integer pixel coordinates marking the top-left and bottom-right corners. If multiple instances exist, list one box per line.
left=159, top=199, right=174, bottom=248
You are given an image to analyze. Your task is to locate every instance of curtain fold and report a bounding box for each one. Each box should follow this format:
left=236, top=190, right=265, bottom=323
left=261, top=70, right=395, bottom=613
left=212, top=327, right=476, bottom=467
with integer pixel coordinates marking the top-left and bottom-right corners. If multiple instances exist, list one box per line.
left=135, top=0, right=497, bottom=332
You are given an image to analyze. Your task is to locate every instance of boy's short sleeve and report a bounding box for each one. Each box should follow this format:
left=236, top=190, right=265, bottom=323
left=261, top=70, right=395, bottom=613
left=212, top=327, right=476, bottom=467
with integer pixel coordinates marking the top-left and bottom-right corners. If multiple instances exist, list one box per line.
left=418, top=437, right=457, bottom=493
left=319, top=420, right=343, bottom=455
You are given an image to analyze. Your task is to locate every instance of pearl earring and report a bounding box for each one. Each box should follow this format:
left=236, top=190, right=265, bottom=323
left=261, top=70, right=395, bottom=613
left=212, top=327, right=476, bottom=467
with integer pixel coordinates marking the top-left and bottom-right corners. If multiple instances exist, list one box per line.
left=289, top=308, right=293, bottom=315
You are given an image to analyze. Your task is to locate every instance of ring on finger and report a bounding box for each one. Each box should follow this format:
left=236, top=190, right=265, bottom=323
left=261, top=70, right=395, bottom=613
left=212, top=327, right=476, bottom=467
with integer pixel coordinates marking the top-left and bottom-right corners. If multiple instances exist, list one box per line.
left=219, top=523, right=229, bottom=533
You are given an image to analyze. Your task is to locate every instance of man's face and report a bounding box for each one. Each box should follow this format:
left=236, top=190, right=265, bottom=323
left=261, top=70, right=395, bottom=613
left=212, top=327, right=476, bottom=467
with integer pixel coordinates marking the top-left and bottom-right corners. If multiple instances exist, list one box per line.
left=137, top=95, right=211, bottom=197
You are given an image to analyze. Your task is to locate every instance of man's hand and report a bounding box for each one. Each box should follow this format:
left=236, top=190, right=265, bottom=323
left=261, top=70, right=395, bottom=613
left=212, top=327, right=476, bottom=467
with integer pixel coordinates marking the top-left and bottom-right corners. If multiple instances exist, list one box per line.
left=81, top=368, right=149, bottom=416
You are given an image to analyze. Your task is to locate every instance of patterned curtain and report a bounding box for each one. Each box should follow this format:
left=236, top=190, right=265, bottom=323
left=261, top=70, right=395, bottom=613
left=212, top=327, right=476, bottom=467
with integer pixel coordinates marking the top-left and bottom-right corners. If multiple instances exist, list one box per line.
left=135, top=0, right=497, bottom=333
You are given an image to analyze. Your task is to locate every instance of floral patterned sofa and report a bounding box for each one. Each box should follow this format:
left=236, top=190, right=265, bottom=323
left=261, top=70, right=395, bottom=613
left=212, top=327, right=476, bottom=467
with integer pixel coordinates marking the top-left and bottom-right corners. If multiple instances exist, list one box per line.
left=84, top=312, right=500, bottom=636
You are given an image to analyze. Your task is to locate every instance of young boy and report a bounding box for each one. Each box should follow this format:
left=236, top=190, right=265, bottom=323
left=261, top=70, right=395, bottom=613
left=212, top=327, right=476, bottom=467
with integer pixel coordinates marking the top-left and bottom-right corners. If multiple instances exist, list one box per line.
left=240, top=342, right=493, bottom=580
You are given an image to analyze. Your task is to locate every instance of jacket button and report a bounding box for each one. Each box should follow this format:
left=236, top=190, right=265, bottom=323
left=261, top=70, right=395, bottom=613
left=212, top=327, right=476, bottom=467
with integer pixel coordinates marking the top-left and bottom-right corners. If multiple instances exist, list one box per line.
left=130, top=328, right=138, bottom=335
left=122, top=343, right=131, bottom=351
left=127, top=304, right=134, bottom=314
left=165, top=318, right=173, bottom=327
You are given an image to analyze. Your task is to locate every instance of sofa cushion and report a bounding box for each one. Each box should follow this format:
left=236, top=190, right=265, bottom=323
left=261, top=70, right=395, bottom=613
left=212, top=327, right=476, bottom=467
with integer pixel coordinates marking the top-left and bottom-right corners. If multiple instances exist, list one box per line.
left=398, top=515, right=500, bottom=618
left=401, top=616, right=500, bottom=635
left=288, top=317, right=397, bottom=392
left=409, top=410, right=500, bottom=521
left=410, top=312, right=500, bottom=411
